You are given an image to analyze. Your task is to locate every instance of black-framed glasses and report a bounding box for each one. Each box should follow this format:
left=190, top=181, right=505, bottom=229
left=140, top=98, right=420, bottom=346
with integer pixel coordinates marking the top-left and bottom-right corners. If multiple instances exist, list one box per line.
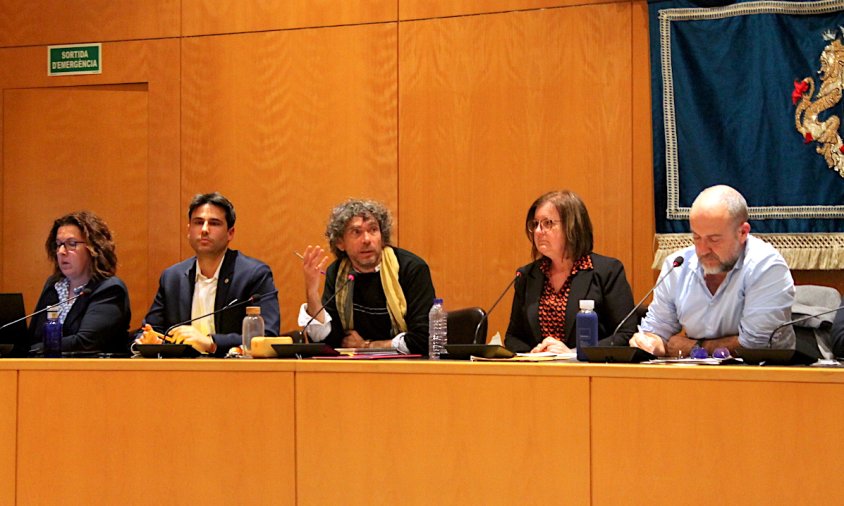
left=527, top=219, right=561, bottom=233
left=56, top=239, right=86, bottom=252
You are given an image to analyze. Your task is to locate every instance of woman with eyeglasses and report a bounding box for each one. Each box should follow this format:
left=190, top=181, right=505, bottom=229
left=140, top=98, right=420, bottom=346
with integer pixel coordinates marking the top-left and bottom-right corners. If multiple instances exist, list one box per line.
left=28, top=211, right=131, bottom=354
left=504, top=190, right=637, bottom=354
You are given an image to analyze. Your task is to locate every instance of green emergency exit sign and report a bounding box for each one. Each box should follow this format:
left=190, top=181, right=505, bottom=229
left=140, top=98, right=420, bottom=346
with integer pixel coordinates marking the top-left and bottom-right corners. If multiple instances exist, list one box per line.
left=48, top=43, right=101, bottom=76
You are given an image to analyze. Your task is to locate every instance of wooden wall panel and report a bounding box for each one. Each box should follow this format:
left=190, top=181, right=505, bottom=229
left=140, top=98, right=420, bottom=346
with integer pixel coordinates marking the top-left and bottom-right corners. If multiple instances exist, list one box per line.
left=3, top=87, right=148, bottom=329
left=793, top=271, right=844, bottom=296
left=0, top=70, right=4, bottom=290
left=0, top=0, right=180, bottom=47
left=0, top=39, right=181, bottom=330
left=399, top=0, right=619, bottom=20
left=181, top=25, right=398, bottom=330
left=630, top=0, right=658, bottom=295
left=182, top=0, right=397, bottom=36
left=592, top=377, right=844, bottom=505
left=399, top=6, right=633, bottom=338
left=297, top=370, right=590, bottom=505
left=17, top=370, right=296, bottom=505
left=0, top=0, right=839, bottom=344
left=0, top=371, right=15, bottom=505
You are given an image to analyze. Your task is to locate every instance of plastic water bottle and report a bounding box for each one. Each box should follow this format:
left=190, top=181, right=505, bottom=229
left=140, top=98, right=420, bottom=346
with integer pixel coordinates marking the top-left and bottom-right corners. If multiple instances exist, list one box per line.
left=576, top=299, right=598, bottom=361
left=241, top=306, right=264, bottom=357
left=43, top=309, right=62, bottom=358
left=428, top=298, right=447, bottom=359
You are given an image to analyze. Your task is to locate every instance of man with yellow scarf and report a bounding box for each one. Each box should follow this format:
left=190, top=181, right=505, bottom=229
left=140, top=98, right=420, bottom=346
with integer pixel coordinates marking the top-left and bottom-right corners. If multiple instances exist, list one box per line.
left=298, top=199, right=436, bottom=355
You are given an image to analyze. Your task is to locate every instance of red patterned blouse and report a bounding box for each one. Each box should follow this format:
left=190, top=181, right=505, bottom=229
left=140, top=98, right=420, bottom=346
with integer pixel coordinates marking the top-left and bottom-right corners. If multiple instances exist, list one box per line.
left=537, top=254, right=594, bottom=342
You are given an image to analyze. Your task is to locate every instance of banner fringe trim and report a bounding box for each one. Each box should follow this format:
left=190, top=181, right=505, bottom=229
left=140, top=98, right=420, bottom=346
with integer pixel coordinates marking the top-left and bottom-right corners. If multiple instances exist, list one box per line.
left=653, top=233, right=844, bottom=270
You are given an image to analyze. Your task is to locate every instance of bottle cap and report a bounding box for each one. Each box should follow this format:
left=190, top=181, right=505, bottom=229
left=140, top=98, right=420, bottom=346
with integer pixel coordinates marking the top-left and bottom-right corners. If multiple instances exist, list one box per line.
left=579, top=299, right=594, bottom=310
left=47, top=309, right=59, bottom=319
left=246, top=306, right=261, bottom=315
left=433, top=298, right=443, bottom=304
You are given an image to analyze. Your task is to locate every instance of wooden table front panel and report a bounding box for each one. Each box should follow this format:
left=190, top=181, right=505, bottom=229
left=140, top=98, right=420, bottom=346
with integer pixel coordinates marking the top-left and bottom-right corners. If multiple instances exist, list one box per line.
left=296, top=370, right=590, bottom=505
left=0, top=371, right=16, bottom=505
left=591, top=376, right=844, bottom=506
left=17, top=369, right=295, bottom=506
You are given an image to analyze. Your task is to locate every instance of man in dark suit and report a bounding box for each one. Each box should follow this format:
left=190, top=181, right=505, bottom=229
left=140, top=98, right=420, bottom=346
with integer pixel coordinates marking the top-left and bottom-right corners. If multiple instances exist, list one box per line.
left=137, top=193, right=280, bottom=355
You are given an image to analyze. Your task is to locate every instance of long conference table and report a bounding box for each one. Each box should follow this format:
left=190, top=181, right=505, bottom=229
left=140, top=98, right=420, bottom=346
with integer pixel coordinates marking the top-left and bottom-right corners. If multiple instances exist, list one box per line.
left=2, top=357, right=843, bottom=505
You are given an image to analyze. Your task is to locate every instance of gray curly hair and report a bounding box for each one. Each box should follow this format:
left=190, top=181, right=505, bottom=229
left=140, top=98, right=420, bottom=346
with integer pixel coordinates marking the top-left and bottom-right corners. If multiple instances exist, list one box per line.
left=325, top=199, right=393, bottom=259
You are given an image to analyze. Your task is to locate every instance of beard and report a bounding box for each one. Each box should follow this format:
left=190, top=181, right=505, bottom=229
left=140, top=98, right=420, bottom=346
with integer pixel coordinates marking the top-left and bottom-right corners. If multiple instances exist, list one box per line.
left=699, top=252, right=739, bottom=275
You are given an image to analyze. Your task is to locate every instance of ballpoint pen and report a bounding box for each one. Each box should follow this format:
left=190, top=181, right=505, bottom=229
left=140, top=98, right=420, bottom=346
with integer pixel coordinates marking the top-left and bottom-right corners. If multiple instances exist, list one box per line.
left=294, top=251, right=326, bottom=275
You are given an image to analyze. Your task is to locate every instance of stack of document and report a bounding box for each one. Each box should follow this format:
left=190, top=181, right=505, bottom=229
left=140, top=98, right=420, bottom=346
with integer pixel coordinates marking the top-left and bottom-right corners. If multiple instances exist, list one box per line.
left=470, top=351, right=576, bottom=362
left=318, top=348, right=422, bottom=360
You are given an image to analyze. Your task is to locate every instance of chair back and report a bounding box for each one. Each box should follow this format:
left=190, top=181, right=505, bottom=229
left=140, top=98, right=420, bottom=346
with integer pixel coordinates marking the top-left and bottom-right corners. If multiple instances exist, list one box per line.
left=793, top=284, right=841, bottom=359
left=446, top=307, right=487, bottom=344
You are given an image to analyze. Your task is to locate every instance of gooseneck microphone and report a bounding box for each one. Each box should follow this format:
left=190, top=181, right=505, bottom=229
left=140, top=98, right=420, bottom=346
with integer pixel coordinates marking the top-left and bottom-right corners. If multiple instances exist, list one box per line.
left=472, top=271, right=522, bottom=344
left=303, top=273, right=355, bottom=340
left=734, top=302, right=841, bottom=366
left=162, top=288, right=280, bottom=338
left=580, top=256, right=684, bottom=363
left=767, top=304, right=844, bottom=347
left=609, top=255, right=684, bottom=341
left=0, top=287, right=92, bottom=331
left=246, top=289, right=280, bottom=304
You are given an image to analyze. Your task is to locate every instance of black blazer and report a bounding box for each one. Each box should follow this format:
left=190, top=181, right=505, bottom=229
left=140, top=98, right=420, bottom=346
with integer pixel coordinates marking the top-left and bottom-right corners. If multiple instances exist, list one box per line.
left=141, top=249, right=280, bottom=355
left=29, top=275, right=131, bottom=353
left=504, top=253, right=636, bottom=353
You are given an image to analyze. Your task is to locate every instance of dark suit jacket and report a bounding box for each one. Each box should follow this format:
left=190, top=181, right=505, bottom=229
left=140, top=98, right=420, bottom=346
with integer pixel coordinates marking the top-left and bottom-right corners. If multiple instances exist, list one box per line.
left=29, top=276, right=131, bottom=354
left=142, top=249, right=280, bottom=355
left=504, top=253, right=636, bottom=353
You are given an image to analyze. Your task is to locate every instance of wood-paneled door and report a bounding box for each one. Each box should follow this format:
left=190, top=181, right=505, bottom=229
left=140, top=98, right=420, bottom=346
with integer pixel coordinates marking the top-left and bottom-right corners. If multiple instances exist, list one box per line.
left=0, top=40, right=181, bottom=332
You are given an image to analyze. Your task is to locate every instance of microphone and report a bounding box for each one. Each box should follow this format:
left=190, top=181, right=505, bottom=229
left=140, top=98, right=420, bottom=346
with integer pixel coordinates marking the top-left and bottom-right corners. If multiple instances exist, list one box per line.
left=581, top=256, right=684, bottom=363
left=734, top=304, right=840, bottom=366
left=303, top=273, right=355, bottom=341
left=247, top=288, right=279, bottom=303
left=767, top=304, right=844, bottom=347
left=162, top=289, right=279, bottom=338
left=472, top=271, right=521, bottom=344
left=608, top=255, right=684, bottom=342
left=0, top=287, right=92, bottom=331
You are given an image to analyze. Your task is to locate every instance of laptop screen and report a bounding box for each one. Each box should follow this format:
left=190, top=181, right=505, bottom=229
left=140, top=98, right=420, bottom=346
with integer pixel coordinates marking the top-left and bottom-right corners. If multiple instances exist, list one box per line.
left=0, top=293, right=28, bottom=357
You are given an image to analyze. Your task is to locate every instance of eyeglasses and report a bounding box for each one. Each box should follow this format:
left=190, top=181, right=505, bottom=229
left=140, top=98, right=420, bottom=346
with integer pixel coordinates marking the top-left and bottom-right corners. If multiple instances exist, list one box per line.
left=690, top=346, right=731, bottom=360
left=56, top=239, right=86, bottom=252
left=527, top=219, right=561, bottom=233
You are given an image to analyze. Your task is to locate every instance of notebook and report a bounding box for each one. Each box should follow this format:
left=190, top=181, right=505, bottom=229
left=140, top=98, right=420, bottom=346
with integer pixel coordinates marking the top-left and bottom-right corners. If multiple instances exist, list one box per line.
left=0, top=293, right=27, bottom=357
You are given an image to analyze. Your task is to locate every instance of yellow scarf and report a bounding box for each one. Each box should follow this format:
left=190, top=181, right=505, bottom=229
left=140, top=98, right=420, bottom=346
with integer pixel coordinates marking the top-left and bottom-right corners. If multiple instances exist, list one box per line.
left=336, top=246, right=407, bottom=334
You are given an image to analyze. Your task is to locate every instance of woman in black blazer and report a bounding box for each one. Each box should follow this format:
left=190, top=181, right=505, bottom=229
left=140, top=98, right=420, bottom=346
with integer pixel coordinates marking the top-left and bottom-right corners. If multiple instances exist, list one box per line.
left=29, top=211, right=131, bottom=354
left=504, top=190, right=636, bottom=353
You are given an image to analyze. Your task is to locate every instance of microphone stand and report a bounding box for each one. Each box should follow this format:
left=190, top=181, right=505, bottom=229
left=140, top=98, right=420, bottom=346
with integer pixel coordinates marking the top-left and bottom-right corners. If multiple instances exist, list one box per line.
left=162, top=289, right=280, bottom=338
left=0, top=288, right=92, bottom=332
left=582, top=256, right=684, bottom=363
left=472, top=272, right=521, bottom=344
left=766, top=305, right=844, bottom=347
left=610, top=256, right=685, bottom=339
left=302, top=274, right=355, bottom=343
left=735, top=305, right=844, bottom=366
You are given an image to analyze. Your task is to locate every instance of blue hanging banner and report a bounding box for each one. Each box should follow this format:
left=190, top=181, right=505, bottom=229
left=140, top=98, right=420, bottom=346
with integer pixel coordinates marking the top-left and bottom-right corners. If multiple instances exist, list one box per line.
left=649, top=0, right=844, bottom=269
